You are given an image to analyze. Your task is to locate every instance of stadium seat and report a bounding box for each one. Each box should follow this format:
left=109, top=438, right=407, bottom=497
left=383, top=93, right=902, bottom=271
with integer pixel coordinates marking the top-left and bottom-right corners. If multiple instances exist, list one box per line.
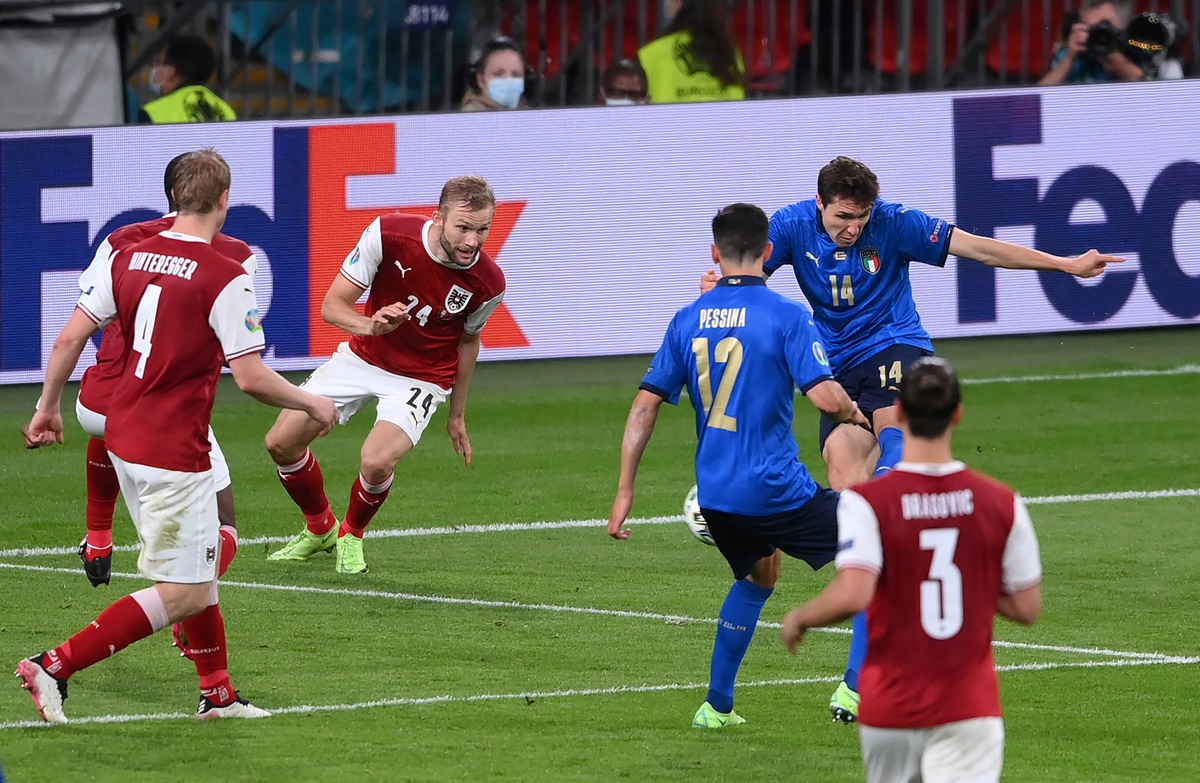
left=985, top=1, right=1066, bottom=82
left=733, top=0, right=812, bottom=90
left=869, top=0, right=972, bottom=79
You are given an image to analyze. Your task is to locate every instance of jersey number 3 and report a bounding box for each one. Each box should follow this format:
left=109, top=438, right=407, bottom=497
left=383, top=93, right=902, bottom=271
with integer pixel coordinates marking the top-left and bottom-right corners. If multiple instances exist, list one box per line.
left=692, top=337, right=743, bottom=432
left=919, top=528, right=964, bottom=639
left=132, top=284, right=163, bottom=379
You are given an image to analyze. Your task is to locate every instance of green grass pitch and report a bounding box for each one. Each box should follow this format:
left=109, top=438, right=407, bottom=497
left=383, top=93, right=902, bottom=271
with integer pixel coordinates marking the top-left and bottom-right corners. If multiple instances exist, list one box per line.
left=0, top=328, right=1197, bottom=782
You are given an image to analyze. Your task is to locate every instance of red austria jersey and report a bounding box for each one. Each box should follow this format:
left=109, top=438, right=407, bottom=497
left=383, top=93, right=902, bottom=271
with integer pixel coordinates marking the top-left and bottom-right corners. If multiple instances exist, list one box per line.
left=76, top=230, right=265, bottom=472
left=836, top=462, right=1042, bottom=729
left=77, top=215, right=256, bottom=416
left=339, top=213, right=506, bottom=389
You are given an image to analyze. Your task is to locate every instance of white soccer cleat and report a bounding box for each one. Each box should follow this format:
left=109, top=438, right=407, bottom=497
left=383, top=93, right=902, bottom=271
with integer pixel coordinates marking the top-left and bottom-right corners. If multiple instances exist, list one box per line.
left=195, top=694, right=272, bottom=720
left=15, top=656, right=69, bottom=724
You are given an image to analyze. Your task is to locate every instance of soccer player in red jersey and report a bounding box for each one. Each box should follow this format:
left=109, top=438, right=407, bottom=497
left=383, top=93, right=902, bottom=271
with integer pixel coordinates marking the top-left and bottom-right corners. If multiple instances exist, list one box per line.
left=72, top=153, right=256, bottom=593
left=781, top=357, right=1042, bottom=783
left=264, top=175, right=507, bottom=574
left=17, top=150, right=337, bottom=723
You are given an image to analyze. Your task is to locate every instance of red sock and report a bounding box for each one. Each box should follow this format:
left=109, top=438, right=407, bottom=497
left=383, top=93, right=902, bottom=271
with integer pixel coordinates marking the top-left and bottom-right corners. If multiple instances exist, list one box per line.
left=51, top=589, right=168, bottom=678
left=276, top=450, right=336, bottom=536
left=218, top=526, right=238, bottom=577
left=340, top=474, right=393, bottom=538
left=85, top=438, right=119, bottom=551
left=179, top=603, right=233, bottom=703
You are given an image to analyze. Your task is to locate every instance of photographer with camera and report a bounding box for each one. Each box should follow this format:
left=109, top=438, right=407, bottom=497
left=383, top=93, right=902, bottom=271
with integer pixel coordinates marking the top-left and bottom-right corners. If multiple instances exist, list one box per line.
left=1038, top=0, right=1144, bottom=85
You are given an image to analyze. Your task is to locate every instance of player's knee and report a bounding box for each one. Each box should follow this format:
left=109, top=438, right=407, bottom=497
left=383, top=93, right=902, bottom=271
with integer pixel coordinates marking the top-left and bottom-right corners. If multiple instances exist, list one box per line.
left=264, top=428, right=305, bottom=465
left=359, top=456, right=398, bottom=486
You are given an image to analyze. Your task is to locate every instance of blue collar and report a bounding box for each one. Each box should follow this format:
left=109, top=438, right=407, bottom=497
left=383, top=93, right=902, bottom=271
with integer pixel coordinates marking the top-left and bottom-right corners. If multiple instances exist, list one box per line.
left=717, top=275, right=766, bottom=287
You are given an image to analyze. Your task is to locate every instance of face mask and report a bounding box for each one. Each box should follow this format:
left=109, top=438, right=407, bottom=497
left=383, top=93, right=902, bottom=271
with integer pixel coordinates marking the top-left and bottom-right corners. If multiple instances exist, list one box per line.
left=149, top=66, right=166, bottom=95
left=486, top=77, right=524, bottom=109
left=604, top=97, right=641, bottom=107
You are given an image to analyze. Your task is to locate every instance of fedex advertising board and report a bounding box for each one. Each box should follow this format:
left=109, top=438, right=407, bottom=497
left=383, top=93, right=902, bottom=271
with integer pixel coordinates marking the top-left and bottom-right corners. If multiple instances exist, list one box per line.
left=1, top=81, right=1197, bottom=385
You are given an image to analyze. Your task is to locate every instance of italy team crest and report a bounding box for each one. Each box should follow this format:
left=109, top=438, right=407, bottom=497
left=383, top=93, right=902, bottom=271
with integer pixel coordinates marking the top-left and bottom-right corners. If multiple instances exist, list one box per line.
left=445, top=285, right=474, bottom=314
left=861, top=248, right=881, bottom=274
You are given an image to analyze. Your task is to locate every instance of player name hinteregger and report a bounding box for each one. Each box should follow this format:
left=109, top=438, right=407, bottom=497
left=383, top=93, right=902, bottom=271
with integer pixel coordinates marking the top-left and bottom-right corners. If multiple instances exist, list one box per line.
left=699, top=307, right=746, bottom=329
left=128, top=251, right=198, bottom=280
left=901, top=489, right=975, bottom=520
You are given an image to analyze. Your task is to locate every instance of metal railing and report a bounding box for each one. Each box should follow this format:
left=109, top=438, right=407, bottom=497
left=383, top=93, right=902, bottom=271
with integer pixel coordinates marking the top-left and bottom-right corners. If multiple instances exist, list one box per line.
left=6, top=0, right=1196, bottom=122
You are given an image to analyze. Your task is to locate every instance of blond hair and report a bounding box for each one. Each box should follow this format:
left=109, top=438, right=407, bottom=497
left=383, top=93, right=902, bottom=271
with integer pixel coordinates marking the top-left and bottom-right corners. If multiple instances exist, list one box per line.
left=438, top=175, right=495, bottom=213
left=172, top=149, right=231, bottom=215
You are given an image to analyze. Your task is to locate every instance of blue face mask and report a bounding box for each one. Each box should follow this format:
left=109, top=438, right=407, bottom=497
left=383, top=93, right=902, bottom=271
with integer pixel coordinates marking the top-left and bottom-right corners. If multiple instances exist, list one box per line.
left=486, top=77, right=524, bottom=109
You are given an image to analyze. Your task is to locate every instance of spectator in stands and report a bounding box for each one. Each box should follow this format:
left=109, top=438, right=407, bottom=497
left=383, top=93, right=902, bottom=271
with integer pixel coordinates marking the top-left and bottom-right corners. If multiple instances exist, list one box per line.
left=1038, top=0, right=1144, bottom=85
left=461, top=36, right=528, bottom=112
left=599, top=59, right=649, bottom=106
left=139, top=35, right=237, bottom=123
left=638, top=0, right=746, bottom=103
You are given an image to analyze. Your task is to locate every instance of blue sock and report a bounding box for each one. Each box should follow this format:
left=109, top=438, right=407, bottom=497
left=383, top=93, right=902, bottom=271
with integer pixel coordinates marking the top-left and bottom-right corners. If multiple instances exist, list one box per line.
left=874, top=426, right=904, bottom=478
left=705, top=579, right=773, bottom=714
left=843, top=611, right=869, bottom=692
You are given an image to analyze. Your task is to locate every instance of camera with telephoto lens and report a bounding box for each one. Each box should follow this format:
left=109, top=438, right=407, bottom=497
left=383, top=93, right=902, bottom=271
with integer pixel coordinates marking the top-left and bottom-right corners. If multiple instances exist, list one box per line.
left=1084, top=12, right=1181, bottom=71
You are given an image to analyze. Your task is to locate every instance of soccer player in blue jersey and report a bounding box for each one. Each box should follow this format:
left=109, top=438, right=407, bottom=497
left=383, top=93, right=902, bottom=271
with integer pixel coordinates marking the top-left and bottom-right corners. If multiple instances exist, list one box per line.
left=702, top=156, right=1121, bottom=721
left=608, top=203, right=868, bottom=729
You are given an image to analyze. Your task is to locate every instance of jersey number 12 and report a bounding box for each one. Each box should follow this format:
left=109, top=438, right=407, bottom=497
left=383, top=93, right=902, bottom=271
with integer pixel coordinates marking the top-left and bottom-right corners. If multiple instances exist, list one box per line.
left=691, top=337, right=743, bottom=432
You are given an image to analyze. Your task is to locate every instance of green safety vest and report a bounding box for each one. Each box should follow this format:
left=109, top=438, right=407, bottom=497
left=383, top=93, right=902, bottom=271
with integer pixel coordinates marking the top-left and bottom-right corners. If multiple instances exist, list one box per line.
left=142, top=85, right=237, bottom=124
left=638, top=31, right=746, bottom=104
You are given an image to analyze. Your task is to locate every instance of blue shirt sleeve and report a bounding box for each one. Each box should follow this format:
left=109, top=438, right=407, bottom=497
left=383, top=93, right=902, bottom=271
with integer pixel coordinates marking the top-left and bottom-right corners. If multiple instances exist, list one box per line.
left=764, top=213, right=793, bottom=276
left=639, top=312, right=688, bottom=404
left=783, top=312, right=834, bottom=394
left=892, top=204, right=953, bottom=268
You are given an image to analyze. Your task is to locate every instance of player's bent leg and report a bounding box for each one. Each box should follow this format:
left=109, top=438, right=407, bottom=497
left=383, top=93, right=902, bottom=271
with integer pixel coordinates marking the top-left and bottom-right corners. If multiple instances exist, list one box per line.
left=921, top=717, right=1004, bottom=783
left=335, top=422, right=415, bottom=575
left=266, top=409, right=341, bottom=561
left=822, top=424, right=878, bottom=492
left=870, top=404, right=904, bottom=478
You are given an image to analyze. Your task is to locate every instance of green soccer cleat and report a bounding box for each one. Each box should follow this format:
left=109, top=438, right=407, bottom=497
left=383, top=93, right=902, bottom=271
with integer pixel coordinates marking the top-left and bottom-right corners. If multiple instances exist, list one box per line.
left=829, top=681, right=860, bottom=724
left=267, top=528, right=338, bottom=561
left=335, top=533, right=369, bottom=574
left=691, top=701, right=746, bottom=729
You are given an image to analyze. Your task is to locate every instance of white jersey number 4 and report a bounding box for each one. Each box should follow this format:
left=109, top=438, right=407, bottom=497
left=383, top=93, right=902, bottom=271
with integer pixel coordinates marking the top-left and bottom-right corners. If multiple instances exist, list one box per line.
left=919, top=527, right=964, bottom=640
left=131, top=284, right=163, bottom=379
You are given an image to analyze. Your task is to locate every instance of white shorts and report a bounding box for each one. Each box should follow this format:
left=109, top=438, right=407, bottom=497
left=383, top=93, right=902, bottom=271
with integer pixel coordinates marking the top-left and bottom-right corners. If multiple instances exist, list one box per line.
left=77, top=397, right=232, bottom=492
left=109, top=453, right=220, bottom=584
left=859, top=717, right=1005, bottom=783
left=300, top=342, right=449, bottom=446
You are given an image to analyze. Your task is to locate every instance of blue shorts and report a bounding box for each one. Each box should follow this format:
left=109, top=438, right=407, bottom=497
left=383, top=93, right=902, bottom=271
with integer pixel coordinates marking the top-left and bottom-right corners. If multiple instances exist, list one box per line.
left=700, top=488, right=840, bottom=580
left=818, top=344, right=934, bottom=450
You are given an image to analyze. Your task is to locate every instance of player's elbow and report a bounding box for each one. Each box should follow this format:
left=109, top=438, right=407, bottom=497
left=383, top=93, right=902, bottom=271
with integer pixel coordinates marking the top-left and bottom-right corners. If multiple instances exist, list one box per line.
left=1000, top=585, right=1042, bottom=625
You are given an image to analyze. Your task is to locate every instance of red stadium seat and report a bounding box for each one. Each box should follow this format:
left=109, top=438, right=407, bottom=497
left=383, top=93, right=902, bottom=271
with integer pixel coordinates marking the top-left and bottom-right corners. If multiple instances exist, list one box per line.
left=733, top=0, right=812, bottom=88
left=985, top=1, right=1066, bottom=80
left=870, top=0, right=973, bottom=77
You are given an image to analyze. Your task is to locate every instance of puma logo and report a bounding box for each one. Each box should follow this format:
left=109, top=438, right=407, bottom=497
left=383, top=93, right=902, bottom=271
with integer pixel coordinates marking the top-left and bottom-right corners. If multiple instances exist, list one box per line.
left=394, top=260, right=411, bottom=277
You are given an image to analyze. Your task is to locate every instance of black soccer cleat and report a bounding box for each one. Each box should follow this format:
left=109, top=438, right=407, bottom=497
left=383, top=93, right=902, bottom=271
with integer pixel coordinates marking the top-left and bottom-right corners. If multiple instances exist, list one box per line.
left=77, top=537, right=112, bottom=587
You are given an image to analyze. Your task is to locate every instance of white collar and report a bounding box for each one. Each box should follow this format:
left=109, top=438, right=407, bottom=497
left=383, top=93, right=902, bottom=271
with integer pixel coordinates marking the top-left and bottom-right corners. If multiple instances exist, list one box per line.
left=894, top=461, right=967, bottom=476
left=159, top=229, right=207, bottom=243
left=422, top=219, right=479, bottom=270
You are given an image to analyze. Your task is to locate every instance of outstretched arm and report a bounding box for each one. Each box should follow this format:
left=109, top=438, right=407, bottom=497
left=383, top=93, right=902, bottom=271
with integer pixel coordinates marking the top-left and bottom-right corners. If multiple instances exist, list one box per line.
left=447, top=331, right=482, bottom=466
left=949, top=228, right=1123, bottom=278
left=607, top=389, right=665, bottom=540
left=24, top=309, right=100, bottom=447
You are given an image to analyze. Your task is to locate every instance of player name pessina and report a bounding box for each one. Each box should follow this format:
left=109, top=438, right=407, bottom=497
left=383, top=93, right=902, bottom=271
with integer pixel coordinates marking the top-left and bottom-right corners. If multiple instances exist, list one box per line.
left=699, top=307, right=747, bottom=330
left=900, top=489, right=976, bottom=520
left=128, top=251, right=198, bottom=281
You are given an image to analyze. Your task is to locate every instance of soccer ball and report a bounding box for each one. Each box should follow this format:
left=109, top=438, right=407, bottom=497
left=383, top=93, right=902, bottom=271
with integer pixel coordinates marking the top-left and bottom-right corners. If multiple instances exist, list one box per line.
left=683, top=485, right=715, bottom=546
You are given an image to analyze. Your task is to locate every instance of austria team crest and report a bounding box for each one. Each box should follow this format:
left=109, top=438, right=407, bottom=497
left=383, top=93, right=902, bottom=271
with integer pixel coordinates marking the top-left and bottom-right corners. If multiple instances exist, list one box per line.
left=861, top=248, right=881, bottom=274
left=445, top=285, right=474, bottom=314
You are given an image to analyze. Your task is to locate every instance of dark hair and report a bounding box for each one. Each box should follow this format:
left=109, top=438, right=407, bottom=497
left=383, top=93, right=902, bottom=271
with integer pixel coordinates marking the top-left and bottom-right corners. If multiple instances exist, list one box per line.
left=712, top=203, right=769, bottom=262
left=164, top=153, right=187, bottom=211
left=602, top=58, right=648, bottom=91
left=666, top=0, right=744, bottom=89
left=817, top=156, right=880, bottom=207
left=161, top=34, right=217, bottom=85
left=473, top=36, right=525, bottom=87
left=899, top=357, right=962, bottom=438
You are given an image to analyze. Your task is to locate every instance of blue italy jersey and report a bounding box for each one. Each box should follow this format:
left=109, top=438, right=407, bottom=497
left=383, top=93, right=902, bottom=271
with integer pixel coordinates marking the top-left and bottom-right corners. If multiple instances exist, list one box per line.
left=765, top=198, right=952, bottom=373
left=640, top=276, right=833, bottom=515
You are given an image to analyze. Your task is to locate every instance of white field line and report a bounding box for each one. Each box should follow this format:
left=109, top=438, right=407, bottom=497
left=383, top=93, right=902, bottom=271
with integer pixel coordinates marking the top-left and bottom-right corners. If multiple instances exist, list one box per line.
left=0, top=562, right=1185, bottom=662
left=961, top=364, right=1200, bottom=385
left=3, top=487, right=1199, bottom=560
left=3, top=656, right=1197, bottom=731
